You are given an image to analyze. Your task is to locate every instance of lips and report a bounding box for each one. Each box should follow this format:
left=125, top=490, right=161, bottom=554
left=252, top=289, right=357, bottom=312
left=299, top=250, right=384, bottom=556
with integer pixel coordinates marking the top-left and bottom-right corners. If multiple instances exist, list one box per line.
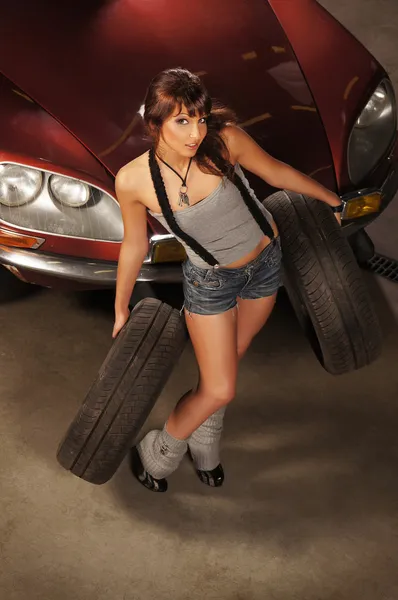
left=186, top=143, right=198, bottom=150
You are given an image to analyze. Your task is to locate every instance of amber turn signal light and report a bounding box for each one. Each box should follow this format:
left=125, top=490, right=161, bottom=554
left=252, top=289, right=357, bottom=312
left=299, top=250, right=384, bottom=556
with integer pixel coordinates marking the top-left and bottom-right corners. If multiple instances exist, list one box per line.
left=0, top=228, right=44, bottom=249
left=152, top=239, right=186, bottom=263
left=344, top=192, right=382, bottom=219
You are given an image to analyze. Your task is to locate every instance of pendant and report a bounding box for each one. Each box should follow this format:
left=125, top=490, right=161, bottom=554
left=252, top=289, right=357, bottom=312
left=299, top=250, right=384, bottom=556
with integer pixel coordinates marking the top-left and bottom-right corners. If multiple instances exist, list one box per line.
left=179, top=185, right=190, bottom=207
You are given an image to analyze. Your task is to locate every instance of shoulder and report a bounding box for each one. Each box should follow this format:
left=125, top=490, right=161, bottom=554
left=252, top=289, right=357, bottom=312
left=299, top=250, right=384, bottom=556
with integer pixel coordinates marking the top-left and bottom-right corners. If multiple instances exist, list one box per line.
left=220, top=124, right=276, bottom=179
left=220, top=125, right=252, bottom=164
left=115, top=151, right=151, bottom=205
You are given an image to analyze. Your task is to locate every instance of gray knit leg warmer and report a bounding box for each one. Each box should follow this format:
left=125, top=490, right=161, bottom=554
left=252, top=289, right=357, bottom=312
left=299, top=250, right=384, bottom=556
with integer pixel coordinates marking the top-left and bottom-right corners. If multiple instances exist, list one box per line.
left=137, top=425, right=187, bottom=479
left=188, top=406, right=226, bottom=470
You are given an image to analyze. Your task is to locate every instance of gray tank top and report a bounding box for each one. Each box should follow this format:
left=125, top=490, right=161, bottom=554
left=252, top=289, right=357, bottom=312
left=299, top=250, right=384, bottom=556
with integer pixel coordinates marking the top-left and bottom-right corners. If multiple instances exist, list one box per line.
left=148, top=164, right=274, bottom=268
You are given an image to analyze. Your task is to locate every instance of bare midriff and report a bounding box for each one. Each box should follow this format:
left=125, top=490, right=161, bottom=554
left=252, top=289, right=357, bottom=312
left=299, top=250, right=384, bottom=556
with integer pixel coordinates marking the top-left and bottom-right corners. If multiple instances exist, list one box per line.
left=221, top=219, right=279, bottom=269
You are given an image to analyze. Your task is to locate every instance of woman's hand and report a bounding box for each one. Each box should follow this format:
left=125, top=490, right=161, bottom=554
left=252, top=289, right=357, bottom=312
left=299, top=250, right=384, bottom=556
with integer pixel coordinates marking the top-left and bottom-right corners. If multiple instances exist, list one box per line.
left=112, top=307, right=130, bottom=339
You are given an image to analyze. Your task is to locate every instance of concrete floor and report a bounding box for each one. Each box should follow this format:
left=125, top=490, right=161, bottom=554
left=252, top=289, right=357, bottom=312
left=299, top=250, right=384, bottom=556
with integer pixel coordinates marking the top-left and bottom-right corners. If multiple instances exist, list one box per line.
left=1, top=2, right=398, bottom=599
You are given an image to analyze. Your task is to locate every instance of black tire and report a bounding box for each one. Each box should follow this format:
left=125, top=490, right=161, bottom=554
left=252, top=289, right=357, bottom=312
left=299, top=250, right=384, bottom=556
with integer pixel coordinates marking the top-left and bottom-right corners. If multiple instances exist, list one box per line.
left=263, top=191, right=382, bottom=375
left=57, top=298, right=188, bottom=484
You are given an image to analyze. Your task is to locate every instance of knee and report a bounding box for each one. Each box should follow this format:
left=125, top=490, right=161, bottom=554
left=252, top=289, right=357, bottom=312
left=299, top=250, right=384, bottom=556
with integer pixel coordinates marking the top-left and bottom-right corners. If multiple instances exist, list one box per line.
left=203, top=382, right=236, bottom=410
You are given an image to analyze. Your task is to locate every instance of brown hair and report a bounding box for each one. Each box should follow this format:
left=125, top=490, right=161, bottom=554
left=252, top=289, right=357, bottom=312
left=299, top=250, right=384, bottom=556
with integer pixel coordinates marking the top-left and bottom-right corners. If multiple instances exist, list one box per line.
left=143, top=67, right=237, bottom=180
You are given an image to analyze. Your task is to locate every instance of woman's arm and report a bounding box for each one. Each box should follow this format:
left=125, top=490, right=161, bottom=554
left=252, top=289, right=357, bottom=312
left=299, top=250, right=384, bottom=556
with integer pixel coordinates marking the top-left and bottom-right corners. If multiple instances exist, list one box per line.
left=113, top=168, right=149, bottom=338
left=222, top=125, right=342, bottom=211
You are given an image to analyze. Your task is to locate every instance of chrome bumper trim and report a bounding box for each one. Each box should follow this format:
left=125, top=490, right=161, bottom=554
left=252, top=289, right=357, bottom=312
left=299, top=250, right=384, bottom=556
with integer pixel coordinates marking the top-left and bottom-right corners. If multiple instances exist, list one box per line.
left=0, top=246, right=183, bottom=286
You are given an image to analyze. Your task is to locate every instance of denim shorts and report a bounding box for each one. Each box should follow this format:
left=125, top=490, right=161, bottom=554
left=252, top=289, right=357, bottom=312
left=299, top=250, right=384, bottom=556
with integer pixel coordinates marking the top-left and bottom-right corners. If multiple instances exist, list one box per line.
left=181, top=237, right=282, bottom=316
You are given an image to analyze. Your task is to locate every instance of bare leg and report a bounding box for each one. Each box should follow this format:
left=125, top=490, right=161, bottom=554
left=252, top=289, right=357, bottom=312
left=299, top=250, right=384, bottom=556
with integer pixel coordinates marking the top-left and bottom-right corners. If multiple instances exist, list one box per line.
left=236, top=292, right=278, bottom=359
left=166, top=306, right=238, bottom=439
left=168, top=292, right=278, bottom=439
left=185, top=293, right=278, bottom=469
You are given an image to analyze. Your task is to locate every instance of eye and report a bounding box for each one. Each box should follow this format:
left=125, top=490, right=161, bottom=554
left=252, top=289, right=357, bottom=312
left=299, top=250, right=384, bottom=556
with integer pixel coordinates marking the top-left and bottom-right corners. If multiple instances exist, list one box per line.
left=199, top=117, right=207, bottom=125
left=176, top=118, right=189, bottom=125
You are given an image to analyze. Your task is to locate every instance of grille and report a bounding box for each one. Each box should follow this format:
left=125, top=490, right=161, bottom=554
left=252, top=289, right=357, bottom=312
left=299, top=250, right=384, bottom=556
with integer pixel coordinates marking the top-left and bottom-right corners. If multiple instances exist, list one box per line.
left=364, top=253, right=398, bottom=283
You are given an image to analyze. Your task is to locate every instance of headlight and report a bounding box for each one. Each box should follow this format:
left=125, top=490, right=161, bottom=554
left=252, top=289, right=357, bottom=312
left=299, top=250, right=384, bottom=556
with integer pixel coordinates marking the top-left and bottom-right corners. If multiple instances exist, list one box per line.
left=0, top=164, right=42, bottom=207
left=348, top=79, right=397, bottom=184
left=49, top=174, right=90, bottom=207
left=0, top=164, right=123, bottom=242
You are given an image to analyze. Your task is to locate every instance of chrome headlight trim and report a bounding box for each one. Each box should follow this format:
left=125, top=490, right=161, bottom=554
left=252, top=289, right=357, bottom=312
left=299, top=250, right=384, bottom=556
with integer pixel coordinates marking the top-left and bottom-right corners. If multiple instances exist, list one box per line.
left=348, top=78, right=397, bottom=185
left=0, top=162, right=123, bottom=243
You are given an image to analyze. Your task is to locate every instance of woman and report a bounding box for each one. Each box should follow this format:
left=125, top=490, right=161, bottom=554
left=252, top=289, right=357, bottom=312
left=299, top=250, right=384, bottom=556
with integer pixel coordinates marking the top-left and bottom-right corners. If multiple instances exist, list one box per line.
left=114, top=67, right=343, bottom=492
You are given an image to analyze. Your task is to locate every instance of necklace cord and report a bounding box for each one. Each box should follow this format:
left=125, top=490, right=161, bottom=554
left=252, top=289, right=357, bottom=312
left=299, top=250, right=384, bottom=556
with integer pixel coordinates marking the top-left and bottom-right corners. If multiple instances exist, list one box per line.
left=156, top=154, right=193, bottom=186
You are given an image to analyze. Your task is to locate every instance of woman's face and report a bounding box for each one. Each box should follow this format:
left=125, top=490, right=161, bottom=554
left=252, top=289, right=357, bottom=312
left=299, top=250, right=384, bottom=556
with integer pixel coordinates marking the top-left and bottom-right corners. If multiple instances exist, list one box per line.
left=158, top=104, right=208, bottom=158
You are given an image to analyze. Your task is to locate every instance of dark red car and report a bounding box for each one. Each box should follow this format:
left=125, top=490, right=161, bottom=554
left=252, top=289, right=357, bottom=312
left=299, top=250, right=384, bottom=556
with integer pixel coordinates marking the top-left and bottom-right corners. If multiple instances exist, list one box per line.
left=2, top=0, right=394, bottom=484
left=0, top=0, right=398, bottom=382
left=0, top=0, right=395, bottom=378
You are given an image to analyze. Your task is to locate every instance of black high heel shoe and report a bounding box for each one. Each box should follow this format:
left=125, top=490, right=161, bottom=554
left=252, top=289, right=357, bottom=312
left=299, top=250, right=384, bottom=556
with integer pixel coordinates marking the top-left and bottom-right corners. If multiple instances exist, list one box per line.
left=187, top=448, right=224, bottom=487
left=130, top=447, right=168, bottom=493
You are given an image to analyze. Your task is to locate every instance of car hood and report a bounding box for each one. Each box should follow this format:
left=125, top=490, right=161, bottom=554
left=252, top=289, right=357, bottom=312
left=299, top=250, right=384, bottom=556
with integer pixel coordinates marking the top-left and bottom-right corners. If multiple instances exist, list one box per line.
left=0, top=0, right=335, bottom=191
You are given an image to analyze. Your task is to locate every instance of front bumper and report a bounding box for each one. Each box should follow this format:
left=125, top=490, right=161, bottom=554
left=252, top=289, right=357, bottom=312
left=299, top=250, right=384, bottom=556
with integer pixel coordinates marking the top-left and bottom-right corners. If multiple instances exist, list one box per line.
left=1, top=159, right=398, bottom=289
left=0, top=244, right=183, bottom=287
